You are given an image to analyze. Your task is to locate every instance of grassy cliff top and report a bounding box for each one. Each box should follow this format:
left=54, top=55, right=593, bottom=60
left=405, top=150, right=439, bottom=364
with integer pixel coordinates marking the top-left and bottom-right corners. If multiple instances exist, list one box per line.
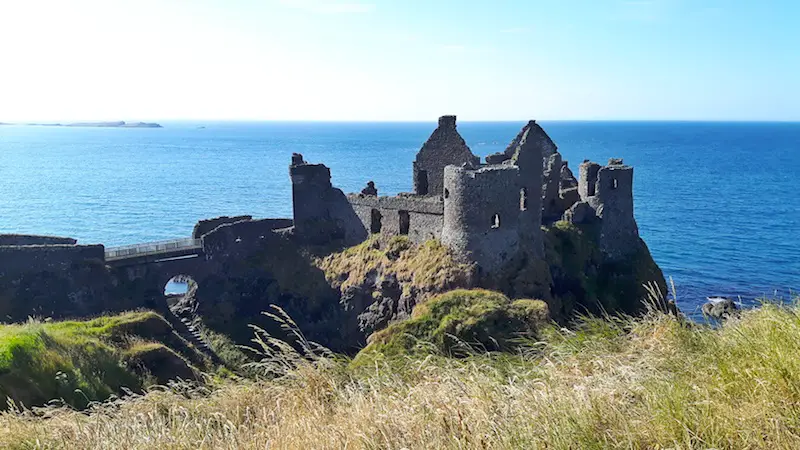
left=0, top=311, right=201, bottom=409
left=315, top=235, right=475, bottom=298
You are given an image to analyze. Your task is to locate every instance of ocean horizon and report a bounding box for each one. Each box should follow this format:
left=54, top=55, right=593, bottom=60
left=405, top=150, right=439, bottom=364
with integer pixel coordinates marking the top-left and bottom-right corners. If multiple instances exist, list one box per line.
left=1, top=120, right=798, bottom=315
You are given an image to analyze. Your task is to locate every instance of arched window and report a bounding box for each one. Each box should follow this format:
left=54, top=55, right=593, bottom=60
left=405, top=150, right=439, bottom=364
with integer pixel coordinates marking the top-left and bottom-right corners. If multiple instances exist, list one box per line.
left=491, top=213, right=500, bottom=229
left=520, top=187, right=528, bottom=211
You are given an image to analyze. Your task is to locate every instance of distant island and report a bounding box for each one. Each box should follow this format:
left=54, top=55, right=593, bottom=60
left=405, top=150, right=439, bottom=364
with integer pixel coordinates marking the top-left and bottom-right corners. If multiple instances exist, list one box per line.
left=0, top=121, right=162, bottom=128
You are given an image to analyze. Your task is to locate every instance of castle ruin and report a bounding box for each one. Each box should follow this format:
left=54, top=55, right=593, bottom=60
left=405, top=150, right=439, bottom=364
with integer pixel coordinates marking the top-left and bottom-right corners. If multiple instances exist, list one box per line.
left=289, top=116, right=642, bottom=273
left=0, top=116, right=648, bottom=334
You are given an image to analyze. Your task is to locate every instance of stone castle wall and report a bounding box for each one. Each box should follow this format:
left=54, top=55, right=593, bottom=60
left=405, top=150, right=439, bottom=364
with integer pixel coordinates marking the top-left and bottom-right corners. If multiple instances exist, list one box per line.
left=0, top=244, right=105, bottom=278
left=347, top=194, right=444, bottom=244
left=442, top=165, right=522, bottom=273
left=0, top=234, right=78, bottom=246
left=573, top=159, right=639, bottom=260
left=192, top=216, right=253, bottom=238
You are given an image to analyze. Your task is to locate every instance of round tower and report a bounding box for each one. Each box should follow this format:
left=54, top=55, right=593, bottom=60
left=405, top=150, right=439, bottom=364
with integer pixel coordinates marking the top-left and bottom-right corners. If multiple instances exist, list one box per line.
left=441, top=164, right=522, bottom=274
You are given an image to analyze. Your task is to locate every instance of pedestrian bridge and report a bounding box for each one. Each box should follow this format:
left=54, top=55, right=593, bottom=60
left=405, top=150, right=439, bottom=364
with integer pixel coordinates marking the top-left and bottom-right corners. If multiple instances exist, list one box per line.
left=105, top=238, right=203, bottom=264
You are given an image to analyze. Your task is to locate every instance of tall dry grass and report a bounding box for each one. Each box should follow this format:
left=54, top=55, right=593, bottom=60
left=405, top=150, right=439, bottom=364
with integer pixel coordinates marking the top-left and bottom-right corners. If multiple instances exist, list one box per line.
left=4, top=297, right=800, bottom=449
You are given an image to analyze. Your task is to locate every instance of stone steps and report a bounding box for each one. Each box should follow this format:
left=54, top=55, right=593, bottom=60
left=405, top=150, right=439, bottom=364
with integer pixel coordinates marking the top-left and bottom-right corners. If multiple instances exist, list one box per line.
left=167, top=312, right=218, bottom=362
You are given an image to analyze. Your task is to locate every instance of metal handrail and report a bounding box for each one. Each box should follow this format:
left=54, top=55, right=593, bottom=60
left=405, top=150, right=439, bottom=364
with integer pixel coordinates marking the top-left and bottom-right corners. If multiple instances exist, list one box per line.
left=105, top=238, right=201, bottom=261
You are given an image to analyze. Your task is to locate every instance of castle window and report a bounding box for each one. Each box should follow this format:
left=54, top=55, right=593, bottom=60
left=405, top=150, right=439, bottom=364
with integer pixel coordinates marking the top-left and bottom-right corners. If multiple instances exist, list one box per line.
left=416, top=170, right=429, bottom=195
left=399, top=210, right=410, bottom=235
left=491, top=213, right=500, bottom=229
left=520, top=188, right=528, bottom=211
left=611, top=178, right=618, bottom=190
left=444, top=188, right=450, bottom=199
left=370, top=209, right=382, bottom=234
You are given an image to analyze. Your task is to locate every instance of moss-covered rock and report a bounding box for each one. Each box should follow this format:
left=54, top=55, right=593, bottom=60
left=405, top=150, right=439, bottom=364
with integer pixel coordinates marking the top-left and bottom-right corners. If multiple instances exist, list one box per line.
left=316, top=235, right=476, bottom=337
left=356, top=289, right=548, bottom=360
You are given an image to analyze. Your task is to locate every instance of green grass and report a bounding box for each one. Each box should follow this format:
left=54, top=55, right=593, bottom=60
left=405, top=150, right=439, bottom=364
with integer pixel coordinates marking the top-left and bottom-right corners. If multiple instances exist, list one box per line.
left=316, top=235, right=475, bottom=300
left=6, top=300, right=800, bottom=448
left=0, top=311, right=199, bottom=409
left=358, top=289, right=549, bottom=360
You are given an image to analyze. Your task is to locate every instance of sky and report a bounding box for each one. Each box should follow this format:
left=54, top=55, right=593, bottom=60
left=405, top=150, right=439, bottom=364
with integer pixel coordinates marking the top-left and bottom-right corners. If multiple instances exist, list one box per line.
left=0, top=0, right=798, bottom=122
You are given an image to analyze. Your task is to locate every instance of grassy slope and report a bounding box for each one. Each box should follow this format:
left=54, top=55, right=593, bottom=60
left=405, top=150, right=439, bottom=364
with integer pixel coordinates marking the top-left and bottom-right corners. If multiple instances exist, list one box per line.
left=4, top=302, right=800, bottom=448
left=0, top=311, right=202, bottom=409
left=316, top=235, right=475, bottom=299
left=360, top=289, right=549, bottom=358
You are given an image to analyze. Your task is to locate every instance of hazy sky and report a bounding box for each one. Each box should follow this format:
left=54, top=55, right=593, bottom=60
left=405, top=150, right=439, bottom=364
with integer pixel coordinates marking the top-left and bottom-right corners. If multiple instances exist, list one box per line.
left=0, top=0, right=798, bottom=121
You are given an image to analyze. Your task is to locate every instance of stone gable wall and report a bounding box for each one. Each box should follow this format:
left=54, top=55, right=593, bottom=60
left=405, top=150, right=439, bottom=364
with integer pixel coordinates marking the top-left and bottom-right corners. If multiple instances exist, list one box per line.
left=412, top=115, right=479, bottom=196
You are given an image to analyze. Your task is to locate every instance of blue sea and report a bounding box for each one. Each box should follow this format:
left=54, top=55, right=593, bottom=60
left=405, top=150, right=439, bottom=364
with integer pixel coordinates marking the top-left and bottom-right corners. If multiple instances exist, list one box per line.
left=1, top=121, right=798, bottom=314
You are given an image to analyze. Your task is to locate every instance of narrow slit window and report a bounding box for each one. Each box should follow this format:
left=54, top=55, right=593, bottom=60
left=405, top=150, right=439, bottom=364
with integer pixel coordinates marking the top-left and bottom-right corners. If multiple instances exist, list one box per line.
left=611, top=178, right=618, bottom=190
left=370, top=209, right=382, bottom=234
left=491, top=213, right=500, bottom=229
left=399, top=210, right=410, bottom=235
left=520, top=188, right=528, bottom=211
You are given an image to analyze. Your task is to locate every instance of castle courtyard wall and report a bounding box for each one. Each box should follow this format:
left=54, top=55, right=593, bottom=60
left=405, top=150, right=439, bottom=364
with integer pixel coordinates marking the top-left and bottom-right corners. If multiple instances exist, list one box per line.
left=346, top=194, right=444, bottom=244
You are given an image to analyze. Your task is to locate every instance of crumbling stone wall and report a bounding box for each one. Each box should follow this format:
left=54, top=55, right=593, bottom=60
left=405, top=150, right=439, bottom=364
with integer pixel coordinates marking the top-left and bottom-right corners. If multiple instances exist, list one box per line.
left=0, top=244, right=104, bottom=278
left=0, top=234, right=77, bottom=246
left=346, top=194, right=444, bottom=244
left=290, top=154, right=366, bottom=245
left=542, top=152, right=563, bottom=222
left=192, top=216, right=253, bottom=239
left=412, top=115, right=479, bottom=196
left=506, top=121, right=546, bottom=260
left=0, top=244, right=119, bottom=321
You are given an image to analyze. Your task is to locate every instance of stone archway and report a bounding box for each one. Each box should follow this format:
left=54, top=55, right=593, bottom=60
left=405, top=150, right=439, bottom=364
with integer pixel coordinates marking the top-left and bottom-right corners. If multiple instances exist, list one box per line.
left=164, top=274, right=198, bottom=308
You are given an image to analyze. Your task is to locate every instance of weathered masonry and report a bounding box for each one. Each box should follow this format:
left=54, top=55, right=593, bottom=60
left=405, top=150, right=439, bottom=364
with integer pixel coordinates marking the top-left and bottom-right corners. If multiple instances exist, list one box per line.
left=289, top=115, right=642, bottom=273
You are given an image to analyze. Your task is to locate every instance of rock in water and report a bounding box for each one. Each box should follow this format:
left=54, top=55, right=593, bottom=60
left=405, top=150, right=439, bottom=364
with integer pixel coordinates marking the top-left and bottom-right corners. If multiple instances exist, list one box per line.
left=702, top=296, right=738, bottom=320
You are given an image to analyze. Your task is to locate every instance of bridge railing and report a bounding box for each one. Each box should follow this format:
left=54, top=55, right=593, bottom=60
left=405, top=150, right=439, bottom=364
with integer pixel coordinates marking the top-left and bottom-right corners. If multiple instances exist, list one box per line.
left=105, top=238, right=202, bottom=261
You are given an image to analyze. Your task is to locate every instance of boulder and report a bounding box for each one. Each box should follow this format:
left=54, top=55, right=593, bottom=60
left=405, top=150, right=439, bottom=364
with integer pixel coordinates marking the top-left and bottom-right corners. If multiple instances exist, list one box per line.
left=702, top=297, right=738, bottom=320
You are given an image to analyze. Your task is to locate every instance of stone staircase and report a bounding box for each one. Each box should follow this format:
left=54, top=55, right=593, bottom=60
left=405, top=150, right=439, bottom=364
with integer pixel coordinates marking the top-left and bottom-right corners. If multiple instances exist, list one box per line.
left=163, top=306, right=223, bottom=366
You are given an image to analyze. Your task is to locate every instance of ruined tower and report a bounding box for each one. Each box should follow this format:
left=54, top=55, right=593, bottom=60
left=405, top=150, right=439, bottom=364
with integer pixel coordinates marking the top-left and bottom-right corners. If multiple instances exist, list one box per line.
left=412, top=115, right=479, bottom=196
left=440, top=120, right=547, bottom=273
left=289, top=153, right=345, bottom=245
left=575, top=158, right=640, bottom=260
left=441, top=164, right=523, bottom=274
